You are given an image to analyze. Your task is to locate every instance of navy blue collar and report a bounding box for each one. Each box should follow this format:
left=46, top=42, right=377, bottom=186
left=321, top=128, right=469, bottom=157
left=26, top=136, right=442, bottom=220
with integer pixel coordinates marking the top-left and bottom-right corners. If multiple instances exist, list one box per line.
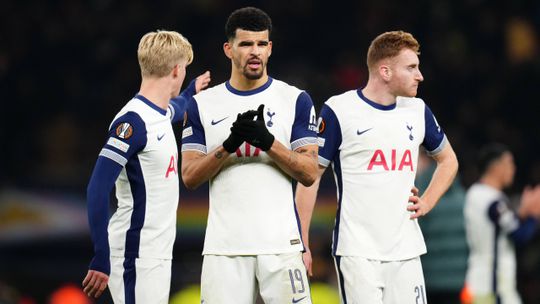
left=225, top=77, right=273, bottom=96
left=356, top=89, right=396, bottom=111
left=135, top=94, right=167, bottom=115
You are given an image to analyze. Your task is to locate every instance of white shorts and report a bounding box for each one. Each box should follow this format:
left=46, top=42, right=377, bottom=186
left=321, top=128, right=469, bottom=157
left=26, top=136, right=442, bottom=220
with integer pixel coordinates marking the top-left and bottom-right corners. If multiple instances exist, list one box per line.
left=109, top=256, right=172, bottom=304
left=201, top=252, right=312, bottom=304
left=334, top=256, right=426, bottom=304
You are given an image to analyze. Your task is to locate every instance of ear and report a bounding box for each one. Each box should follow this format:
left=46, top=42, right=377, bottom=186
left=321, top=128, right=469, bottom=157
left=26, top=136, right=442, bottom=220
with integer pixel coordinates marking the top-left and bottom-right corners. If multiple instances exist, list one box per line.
left=268, top=40, right=273, bottom=58
left=171, top=64, right=179, bottom=78
left=223, top=41, right=233, bottom=59
left=379, top=65, right=392, bottom=81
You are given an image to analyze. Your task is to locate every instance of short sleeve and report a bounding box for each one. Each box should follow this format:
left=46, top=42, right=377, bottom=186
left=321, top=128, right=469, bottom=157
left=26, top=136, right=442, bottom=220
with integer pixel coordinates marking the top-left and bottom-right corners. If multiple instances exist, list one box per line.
left=317, top=104, right=342, bottom=167
left=291, top=92, right=318, bottom=150
left=181, top=97, right=207, bottom=154
left=422, top=104, right=446, bottom=155
left=99, top=111, right=147, bottom=167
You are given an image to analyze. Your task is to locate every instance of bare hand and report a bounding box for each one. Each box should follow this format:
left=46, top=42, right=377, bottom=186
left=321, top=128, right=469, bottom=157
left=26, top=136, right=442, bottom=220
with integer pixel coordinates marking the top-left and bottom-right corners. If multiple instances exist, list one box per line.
left=519, top=185, right=540, bottom=218
left=302, top=249, right=313, bottom=277
left=407, top=186, right=433, bottom=219
left=82, top=270, right=109, bottom=298
left=195, top=71, right=211, bottom=93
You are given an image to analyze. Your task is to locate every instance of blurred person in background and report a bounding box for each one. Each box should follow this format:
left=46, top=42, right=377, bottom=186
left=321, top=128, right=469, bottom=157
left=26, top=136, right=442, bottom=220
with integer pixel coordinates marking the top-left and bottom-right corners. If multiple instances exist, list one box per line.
left=464, top=143, right=540, bottom=304
left=181, top=7, right=318, bottom=304
left=82, top=30, right=210, bottom=303
left=296, top=30, right=458, bottom=304
left=416, top=151, right=468, bottom=304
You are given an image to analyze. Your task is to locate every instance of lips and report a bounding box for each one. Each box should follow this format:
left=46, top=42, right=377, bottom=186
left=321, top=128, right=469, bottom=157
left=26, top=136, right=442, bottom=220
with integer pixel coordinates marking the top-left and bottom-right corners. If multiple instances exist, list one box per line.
left=247, top=59, right=261, bottom=69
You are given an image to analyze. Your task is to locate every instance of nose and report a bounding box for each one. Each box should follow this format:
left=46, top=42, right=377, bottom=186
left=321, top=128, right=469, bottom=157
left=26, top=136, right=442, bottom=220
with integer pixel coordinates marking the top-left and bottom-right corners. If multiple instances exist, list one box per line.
left=416, top=70, right=424, bottom=82
left=250, top=45, right=261, bottom=56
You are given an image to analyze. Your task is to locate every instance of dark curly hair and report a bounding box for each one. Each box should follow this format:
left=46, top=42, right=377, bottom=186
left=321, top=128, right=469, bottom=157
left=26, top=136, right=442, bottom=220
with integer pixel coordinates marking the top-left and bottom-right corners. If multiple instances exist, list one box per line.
left=225, top=7, right=272, bottom=40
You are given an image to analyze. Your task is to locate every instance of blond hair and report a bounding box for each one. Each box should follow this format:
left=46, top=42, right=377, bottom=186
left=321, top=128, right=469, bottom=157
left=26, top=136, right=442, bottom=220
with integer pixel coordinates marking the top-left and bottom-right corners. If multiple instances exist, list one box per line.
left=137, top=30, right=193, bottom=78
left=367, top=31, right=420, bottom=70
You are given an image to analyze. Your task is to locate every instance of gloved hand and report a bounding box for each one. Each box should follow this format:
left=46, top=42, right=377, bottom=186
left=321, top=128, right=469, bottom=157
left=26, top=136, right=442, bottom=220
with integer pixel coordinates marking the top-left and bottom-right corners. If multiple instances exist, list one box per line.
left=222, top=110, right=257, bottom=153
left=233, top=104, right=275, bottom=151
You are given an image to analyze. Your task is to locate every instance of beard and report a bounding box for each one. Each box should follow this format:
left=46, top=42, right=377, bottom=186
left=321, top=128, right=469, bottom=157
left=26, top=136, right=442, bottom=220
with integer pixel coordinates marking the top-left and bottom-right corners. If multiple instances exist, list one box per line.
left=242, top=62, right=265, bottom=80
left=233, top=56, right=265, bottom=80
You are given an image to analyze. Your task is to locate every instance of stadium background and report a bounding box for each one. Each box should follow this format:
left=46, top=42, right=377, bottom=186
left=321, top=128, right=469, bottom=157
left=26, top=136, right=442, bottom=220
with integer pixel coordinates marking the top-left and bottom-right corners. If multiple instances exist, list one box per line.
left=1, top=0, right=540, bottom=303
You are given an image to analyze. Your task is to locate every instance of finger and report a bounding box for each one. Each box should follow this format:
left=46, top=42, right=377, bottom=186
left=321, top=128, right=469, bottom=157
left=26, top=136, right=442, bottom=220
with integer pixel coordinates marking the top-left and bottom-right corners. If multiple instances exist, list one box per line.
left=408, top=196, right=419, bottom=203
left=85, top=273, right=99, bottom=296
left=407, top=204, right=420, bottom=212
left=411, top=186, right=419, bottom=196
left=410, top=211, right=422, bottom=219
left=237, top=110, right=258, bottom=121
left=94, top=281, right=108, bottom=298
left=84, top=284, right=95, bottom=298
left=256, top=104, right=264, bottom=121
left=82, top=271, right=92, bottom=287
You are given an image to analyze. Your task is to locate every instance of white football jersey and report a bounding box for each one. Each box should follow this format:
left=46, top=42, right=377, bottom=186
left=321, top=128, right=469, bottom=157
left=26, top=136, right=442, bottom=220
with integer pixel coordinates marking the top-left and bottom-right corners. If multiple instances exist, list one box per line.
left=101, top=95, right=180, bottom=259
left=464, top=183, right=521, bottom=303
left=318, top=89, right=446, bottom=260
left=181, top=78, right=318, bottom=255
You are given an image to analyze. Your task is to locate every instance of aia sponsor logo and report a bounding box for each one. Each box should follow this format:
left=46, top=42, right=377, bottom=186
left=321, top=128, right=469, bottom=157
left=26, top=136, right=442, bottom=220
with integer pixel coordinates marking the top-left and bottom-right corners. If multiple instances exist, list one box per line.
left=165, top=153, right=178, bottom=177
left=367, top=149, right=414, bottom=171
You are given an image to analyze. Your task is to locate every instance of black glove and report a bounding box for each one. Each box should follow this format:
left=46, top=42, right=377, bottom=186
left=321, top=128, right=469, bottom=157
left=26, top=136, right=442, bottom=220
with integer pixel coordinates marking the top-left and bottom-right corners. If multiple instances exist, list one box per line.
left=222, top=110, right=257, bottom=153
left=233, top=104, right=275, bottom=151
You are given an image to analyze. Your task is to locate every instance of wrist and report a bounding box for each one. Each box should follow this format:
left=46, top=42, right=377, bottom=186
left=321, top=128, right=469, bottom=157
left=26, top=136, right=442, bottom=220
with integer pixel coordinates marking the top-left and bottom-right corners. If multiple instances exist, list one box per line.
left=223, top=133, right=243, bottom=153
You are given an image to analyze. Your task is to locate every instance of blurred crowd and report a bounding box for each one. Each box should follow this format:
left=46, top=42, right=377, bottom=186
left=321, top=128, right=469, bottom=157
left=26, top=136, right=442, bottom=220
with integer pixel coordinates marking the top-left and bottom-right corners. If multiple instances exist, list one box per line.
left=2, top=0, right=540, bottom=303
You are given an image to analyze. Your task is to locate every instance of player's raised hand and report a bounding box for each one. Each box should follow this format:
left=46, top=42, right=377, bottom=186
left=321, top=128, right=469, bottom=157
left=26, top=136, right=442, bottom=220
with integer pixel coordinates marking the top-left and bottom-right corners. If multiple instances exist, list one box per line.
left=518, top=185, right=540, bottom=219
left=82, top=269, right=109, bottom=299
left=195, top=70, right=211, bottom=93
left=222, top=110, right=257, bottom=153
left=233, top=104, right=275, bottom=151
left=407, top=186, right=434, bottom=219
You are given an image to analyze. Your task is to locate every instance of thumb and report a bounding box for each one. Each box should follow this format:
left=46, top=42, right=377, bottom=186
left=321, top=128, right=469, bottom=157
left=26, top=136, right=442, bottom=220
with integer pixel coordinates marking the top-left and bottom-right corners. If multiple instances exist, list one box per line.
left=257, top=104, right=265, bottom=121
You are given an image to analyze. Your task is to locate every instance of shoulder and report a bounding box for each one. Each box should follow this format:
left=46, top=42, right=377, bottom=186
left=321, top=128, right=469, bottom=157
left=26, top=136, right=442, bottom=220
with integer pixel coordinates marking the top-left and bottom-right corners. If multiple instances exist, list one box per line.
left=325, top=89, right=359, bottom=110
left=111, top=98, right=147, bottom=124
left=193, top=82, right=227, bottom=102
left=466, top=183, right=502, bottom=204
left=269, top=78, right=304, bottom=97
left=396, top=96, right=425, bottom=110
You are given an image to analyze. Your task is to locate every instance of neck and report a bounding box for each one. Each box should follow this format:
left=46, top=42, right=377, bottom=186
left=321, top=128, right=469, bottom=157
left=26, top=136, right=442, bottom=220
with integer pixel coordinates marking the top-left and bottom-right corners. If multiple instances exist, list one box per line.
left=362, top=78, right=397, bottom=106
left=228, top=69, right=269, bottom=91
left=139, top=77, right=173, bottom=110
left=480, top=175, right=503, bottom=190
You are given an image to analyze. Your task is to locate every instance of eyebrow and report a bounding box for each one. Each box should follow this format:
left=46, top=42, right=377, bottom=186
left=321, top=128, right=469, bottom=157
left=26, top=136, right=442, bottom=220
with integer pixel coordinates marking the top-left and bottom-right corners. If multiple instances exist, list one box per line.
left=238, top=40, right=269, bottom=46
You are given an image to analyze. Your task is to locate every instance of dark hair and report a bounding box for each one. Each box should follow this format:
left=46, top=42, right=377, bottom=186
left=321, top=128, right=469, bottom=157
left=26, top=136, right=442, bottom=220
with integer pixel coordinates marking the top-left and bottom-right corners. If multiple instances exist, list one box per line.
left=225, top=7, right=272, bottom=40
left=477, top=143, right=510, bottom=175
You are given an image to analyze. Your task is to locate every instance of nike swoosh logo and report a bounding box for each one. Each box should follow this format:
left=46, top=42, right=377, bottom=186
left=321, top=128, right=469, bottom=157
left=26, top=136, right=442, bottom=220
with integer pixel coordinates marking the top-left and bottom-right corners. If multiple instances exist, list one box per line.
left=357, top=128, right=372, bottom=135
left=157, top=133, right=166, bottom=141
left=211, top=116, right=229, bottom=125
left=292, top=296, right=307, bottom=303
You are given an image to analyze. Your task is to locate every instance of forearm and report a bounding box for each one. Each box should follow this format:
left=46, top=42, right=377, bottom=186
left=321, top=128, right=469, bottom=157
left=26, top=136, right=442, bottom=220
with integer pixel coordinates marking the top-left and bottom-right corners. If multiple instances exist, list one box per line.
left=266, top=141, right=318, bottom=186
left=421, top=145, right=458, bottom=208
left=181, top=147, right=230, bottom=189
left=295, top=166, right=325, bottom=248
